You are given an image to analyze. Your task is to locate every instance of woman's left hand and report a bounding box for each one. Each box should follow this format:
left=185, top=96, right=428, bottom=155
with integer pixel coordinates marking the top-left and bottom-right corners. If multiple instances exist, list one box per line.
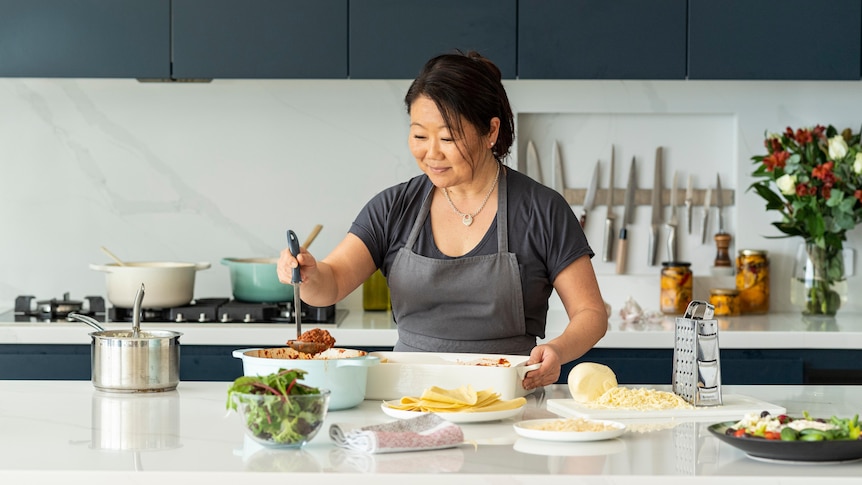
left=521, top=344, right=562, bottom=390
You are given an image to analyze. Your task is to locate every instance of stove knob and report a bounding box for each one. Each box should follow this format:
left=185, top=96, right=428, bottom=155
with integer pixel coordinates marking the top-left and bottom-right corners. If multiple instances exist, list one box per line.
left=175, top=313, right=186, bottom=323
left=243, top=313, right=253, bottom=323
left=198, top=312, right=208, bottom=323
left=221, top=313, right=231, bottom=323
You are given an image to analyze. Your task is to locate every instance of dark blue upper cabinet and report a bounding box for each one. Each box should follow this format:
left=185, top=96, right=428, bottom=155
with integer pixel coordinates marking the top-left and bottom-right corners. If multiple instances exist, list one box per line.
left=518, top=0, right=687, bottom=79
left=172, top=0, right=347, bottom=79
left=349, top=0, right=516, bottom=79
left=0, top=0, right=169, bottom=78
left=689, top=0, right=862, bottom=80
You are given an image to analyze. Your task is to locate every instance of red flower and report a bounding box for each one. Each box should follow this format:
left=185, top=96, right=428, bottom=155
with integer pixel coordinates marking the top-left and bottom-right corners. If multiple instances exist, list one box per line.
left=785, top=127, right=796, bottom=140
left=763, top=151, right=790, bottom=171
left=855, top=189, right=862, bottom=203
left=822, top=186, right=832, bottom=199
left=796, top=183, right=809, bottom=197
left=812, top=161, right=834, bottom=181
left=812, top=125, right=827, bottom=139
left=808, top=185, right=818, bottom=196
left=796, top=128, right=813, bottom=144
left=767, top=137, right=782, bottom=152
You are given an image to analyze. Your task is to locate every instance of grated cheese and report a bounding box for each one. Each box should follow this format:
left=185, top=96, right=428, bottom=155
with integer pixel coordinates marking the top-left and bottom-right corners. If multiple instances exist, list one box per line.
left=524, top=418, right=620, bottom=433
left=582, top=386, right=694, bottom=411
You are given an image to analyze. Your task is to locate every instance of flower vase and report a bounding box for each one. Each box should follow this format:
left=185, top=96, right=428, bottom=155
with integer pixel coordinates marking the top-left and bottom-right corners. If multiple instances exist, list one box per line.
left=791, top=242, right=847, bottom=318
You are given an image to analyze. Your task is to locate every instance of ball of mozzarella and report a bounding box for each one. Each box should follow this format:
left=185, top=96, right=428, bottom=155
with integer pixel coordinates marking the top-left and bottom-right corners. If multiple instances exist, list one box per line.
left=568, top=362, right=618, bottom=403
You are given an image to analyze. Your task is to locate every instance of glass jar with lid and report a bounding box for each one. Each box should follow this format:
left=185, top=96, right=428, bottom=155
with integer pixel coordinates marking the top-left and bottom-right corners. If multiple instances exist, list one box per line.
left=660, top=262, right=692, bottom=315
left=735, top=250, right=769, bottom=314
left=710, top=288, right=740, bottom=316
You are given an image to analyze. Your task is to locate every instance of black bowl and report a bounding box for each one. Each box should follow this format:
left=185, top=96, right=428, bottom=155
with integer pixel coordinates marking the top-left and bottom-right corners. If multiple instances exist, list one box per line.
left=708, top=421, right=862, bottom=463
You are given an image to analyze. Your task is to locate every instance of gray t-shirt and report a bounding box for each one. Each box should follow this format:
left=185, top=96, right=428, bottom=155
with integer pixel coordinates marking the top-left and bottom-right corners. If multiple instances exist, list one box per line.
left=349, top=168, right=594, bottom=339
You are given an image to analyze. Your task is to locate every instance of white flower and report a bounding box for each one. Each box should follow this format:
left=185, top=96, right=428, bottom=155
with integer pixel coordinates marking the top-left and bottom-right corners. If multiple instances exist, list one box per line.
left=828, top=134, right=848, bottom=160
left=855, top=153, right=862, bottom=174
left=776, top=174, right=797, bottom=195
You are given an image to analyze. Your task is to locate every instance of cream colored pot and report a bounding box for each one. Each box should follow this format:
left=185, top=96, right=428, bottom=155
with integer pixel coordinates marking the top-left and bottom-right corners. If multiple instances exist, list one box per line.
left=90, top=262, right=210, bottom=308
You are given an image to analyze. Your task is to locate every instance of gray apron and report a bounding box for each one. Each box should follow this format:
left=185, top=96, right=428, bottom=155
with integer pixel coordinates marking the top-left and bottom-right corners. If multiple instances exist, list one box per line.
left=388, top=168, right=533, bottom=355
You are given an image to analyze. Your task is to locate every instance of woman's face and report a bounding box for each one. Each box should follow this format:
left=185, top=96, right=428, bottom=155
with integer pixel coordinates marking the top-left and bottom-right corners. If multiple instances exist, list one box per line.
left=408, top=96, right=496, bottom=188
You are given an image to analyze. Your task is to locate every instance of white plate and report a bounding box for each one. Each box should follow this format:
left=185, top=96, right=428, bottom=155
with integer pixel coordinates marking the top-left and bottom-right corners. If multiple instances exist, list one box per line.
left=513, top=419, right=626, bottom=442
left=380, top=402, right=525, bottom=423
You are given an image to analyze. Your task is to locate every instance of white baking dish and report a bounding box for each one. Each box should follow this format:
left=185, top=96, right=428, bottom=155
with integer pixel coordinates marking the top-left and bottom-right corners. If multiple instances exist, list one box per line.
left=365, top=351, right=539, bottom=401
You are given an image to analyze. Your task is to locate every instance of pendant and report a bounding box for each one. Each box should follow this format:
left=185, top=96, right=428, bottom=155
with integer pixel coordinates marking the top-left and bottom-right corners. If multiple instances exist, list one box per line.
left=462, top=214, right=473, bottom=226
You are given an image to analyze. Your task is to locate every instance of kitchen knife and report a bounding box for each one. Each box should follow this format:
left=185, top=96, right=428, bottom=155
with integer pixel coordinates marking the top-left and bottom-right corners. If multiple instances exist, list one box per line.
left=526, top=140, right=543, bottom=184
left=666, top=170, right=679, bottom=262
left=685, top=174, right=693, bottom=235
left=579, top=160, right=600, bottom=228
left=715, top=173, right=725, bottom=234
left=648, top=147, right=663, bottom=266
left=714, top=174, right=732, bottom=267
left=701, top=186, right=712, bottom=245
left=602, top=146, right=616, bottom=262
left=615, top=157, right=636, bottom=274
left=552, top=141, right=565, bottom=197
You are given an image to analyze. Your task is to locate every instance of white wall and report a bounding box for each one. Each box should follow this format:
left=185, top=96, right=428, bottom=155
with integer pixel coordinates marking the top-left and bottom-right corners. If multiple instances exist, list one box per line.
left=0, top=78, right=859, bottom=315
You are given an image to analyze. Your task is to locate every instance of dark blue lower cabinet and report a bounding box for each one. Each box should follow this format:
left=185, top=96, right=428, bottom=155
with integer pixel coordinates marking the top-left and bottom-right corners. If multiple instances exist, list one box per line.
left=562, top=348, right=827, bottom=385
left=0, top=345, right=856, bottom=385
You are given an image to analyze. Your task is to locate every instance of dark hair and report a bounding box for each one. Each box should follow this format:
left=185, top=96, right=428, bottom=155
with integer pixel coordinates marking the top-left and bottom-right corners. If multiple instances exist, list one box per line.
left=404, top=51, right=515, bottom=162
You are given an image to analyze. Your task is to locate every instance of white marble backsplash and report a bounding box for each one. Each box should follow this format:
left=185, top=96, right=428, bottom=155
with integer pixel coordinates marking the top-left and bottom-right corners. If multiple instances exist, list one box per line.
left=0, top=78, right=859, bottom=315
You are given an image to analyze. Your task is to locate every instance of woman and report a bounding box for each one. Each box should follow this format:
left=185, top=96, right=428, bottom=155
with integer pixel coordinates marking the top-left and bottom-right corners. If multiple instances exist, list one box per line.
left=278, top=51, right=607, bottom=389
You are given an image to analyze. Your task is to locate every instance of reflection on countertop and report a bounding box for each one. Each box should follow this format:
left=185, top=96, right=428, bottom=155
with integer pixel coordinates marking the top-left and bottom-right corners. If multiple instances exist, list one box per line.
left=2, top=381, right=862, bottom=483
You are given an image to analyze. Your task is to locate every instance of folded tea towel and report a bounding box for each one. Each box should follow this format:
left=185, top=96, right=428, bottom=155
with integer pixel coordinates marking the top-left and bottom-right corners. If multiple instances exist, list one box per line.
left=330, top=413, right=464, bottom=454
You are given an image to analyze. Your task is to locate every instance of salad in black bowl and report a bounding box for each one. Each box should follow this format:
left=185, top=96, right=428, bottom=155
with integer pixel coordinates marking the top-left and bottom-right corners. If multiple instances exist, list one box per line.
left=708, top=410, right=862, bottom=463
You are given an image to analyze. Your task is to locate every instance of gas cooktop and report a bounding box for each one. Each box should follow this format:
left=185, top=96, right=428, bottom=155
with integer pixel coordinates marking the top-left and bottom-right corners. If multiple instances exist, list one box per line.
left=5, top=293, right=346, bottom=325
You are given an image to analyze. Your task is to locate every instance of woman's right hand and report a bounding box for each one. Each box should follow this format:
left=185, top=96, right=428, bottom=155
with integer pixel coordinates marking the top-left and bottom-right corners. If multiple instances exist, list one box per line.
left=277, top=246, right=318, bottom=285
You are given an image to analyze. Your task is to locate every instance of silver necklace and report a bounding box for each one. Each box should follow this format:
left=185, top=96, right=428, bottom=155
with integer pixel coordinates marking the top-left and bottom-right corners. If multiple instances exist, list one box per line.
left=442, top=163, right=501, bottom=227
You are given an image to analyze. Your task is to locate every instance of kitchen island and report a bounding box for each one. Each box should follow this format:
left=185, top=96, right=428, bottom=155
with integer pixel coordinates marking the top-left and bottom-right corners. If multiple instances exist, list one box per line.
left=1, top=380, right=860, bottom=485
left=2, top=310, right=861, bottom=384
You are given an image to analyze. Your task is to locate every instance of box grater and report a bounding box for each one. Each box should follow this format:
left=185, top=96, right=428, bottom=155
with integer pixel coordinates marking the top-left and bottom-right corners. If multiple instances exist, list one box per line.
left=672, top=300, right=722, bottom=406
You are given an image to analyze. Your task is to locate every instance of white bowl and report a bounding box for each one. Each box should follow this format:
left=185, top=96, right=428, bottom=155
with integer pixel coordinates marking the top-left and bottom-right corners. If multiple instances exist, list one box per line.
left=232, top=348, right=379, bottom=410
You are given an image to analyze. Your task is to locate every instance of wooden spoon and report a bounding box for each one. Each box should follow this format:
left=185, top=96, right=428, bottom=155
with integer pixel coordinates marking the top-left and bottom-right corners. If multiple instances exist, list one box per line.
left=302, top=224, right=323, bottom=250
left=100, top=246, right=127, bottom=266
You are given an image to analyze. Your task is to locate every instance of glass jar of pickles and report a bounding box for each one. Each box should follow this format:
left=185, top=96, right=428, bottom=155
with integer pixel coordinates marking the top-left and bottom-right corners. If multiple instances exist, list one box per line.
left=735, top=250, right=770, bottom=314
left=660, top=262, right=692, bottom=315
left=710, top=288, right=740, bottom=316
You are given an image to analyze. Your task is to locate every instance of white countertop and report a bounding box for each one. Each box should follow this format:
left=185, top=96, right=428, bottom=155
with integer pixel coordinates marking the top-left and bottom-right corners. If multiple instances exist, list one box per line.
left=1, top=380, right=861, bottom=485
left=1, top=309, right=861, bottom=350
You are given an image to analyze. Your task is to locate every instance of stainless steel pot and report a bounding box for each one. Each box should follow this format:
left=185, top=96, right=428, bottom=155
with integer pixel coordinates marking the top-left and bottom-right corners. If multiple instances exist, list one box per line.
left=70, top=284, right=182, bottom=393
left=90, top=261, right=211, bottom=308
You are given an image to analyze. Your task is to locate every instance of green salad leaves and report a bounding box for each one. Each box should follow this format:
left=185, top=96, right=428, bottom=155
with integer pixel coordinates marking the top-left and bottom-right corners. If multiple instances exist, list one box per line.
left=227, top=369, right=328, bottom=445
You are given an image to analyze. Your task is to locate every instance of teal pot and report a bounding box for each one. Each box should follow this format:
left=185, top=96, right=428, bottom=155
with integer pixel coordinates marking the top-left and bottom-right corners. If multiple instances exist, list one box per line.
left=221, top=258, right=293, bottom=303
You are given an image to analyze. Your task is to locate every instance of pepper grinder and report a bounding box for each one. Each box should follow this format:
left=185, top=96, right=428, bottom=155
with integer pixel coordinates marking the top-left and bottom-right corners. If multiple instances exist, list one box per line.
left=714, top=233, right=732, bottom=267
